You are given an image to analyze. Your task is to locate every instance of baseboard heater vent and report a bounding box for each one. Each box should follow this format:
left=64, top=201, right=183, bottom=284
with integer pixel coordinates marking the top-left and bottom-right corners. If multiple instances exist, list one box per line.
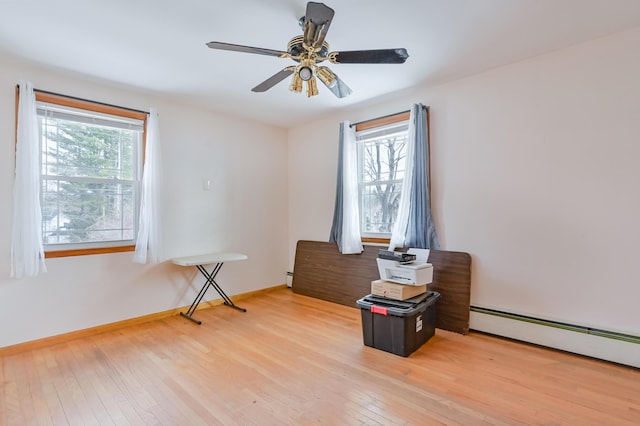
left=470, top=306, right=640, bottom=345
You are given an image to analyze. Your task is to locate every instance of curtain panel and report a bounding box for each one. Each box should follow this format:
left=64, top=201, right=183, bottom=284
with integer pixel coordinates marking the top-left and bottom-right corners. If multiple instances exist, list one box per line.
left=11, top=81, right=47, bottom=278
left=389, top=103, right=440, bottom=250
left=405, top=105, right=439, bottom=249
left=133, top=108, right=164, bottom=264
left=329, top=121, right=363, bottom=254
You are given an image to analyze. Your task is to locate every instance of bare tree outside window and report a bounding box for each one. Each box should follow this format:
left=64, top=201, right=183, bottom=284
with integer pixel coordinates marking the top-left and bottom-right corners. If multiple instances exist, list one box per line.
left=357, top=122, right=408, bottom=235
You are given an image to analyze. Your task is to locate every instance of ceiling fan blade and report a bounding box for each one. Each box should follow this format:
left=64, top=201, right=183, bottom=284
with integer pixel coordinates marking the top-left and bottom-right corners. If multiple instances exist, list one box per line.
left=206, top=41, right=288, bottom=58
left=303, top=2, right=335, bottom=49
left=324, top=74, right=352, bottom=99
left=330, top=48, right=409, bottom=64
left=251, top=68, right=295, bottom=92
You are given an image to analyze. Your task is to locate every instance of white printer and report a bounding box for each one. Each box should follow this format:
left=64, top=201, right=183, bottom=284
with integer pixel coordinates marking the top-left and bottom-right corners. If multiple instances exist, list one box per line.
left=376, top=248, right=433, bottom=286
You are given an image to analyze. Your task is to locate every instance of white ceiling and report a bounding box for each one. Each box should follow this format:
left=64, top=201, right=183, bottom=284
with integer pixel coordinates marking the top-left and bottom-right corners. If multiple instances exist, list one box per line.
left=1, top=0, right=640, bottom=128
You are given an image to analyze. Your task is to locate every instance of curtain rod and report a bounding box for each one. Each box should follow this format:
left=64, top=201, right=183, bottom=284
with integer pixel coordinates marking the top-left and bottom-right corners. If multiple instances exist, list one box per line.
left=17, top=85, right=149, bottom=115
left=349, top=105, right=427, bottom=128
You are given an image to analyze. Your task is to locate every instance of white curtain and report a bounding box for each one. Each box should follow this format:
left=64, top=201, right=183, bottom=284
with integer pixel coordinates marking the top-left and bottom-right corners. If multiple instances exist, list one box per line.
left=341, top=121, right=363, bottom=254
left=329, top=121, right=363, bottom=254
left=133, top=108, right=164, bottom=264
left=388, top=106, right=418, bottom=250
left=11, top=80, right=47, bottom=278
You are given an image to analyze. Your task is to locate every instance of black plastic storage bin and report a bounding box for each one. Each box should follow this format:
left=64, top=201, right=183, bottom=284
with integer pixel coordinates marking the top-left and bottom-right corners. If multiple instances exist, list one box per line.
left=356, top=291, right=440, bottom=357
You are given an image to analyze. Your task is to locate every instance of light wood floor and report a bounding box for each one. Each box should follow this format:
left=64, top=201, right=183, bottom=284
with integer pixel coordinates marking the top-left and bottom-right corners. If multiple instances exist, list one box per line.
left=1, top=288, right=639, bottom=425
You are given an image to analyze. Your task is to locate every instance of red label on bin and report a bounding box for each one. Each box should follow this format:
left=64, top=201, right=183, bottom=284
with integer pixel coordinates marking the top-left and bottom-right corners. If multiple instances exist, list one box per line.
left=371, top=305, right=388, bottom=316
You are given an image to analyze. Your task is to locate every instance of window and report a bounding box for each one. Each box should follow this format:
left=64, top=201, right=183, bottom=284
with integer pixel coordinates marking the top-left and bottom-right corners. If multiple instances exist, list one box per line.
left=330, top=105, right=435, bottom=252
left=356, top=112, right=410, bottom=240
left=34, top=92, right=147, bottom=257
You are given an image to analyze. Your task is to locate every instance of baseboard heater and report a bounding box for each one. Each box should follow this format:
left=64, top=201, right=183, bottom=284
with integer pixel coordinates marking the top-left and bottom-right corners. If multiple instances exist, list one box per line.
left=470, top=306, right=640, bottom=345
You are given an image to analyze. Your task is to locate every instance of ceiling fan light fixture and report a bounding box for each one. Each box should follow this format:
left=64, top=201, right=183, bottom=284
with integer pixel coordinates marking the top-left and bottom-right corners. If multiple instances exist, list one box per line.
left=298, top=66, right=313, bottom=81
left=206, top=2, right=409, bottom=99
left=316, top=66, right=337, bottom=88
left=289, top=72, right=303, bottom=93
left=306, top=77, right=319, bottom=97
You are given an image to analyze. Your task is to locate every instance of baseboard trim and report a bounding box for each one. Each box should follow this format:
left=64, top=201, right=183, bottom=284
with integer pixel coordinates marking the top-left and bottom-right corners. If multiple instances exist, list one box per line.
left=470, top=308, right=640, bottom=368
left=0, top=284, right=287, bottom=356
left=470, top=306, right=640, bottom=344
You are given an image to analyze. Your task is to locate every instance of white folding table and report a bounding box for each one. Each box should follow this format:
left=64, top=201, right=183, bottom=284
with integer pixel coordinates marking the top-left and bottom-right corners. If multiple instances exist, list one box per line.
left=171, top=252, right=248, bottom=324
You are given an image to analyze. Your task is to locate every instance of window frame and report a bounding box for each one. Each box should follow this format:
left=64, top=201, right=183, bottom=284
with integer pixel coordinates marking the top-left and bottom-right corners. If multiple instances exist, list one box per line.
left=17, top=89, right=147, bottom=258
left=355, top=111, right=410, bottom=244
left=355, top=108, right=431, bottom=244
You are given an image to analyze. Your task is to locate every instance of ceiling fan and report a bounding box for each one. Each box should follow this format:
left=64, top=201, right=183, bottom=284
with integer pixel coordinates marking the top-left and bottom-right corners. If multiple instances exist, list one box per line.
left=206, top=2, right=409, bottom=98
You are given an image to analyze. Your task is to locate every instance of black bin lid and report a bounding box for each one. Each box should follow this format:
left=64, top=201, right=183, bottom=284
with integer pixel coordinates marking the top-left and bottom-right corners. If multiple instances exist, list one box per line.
left=356, top=291, right=440, bottom=316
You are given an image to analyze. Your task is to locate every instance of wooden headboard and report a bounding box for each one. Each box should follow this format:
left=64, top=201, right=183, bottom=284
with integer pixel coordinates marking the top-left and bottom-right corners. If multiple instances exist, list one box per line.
left=292, top=240, right=471, bottom=334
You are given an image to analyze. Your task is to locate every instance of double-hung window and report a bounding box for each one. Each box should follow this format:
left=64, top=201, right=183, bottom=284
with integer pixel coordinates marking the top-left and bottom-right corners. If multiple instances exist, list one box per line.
left=35, top=92, right=146, bottom=257
left=356, top=112, right=410, bottom=240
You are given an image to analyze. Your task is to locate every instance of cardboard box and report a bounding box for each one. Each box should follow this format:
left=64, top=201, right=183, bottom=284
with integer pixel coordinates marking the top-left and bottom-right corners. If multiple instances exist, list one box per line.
left=371, top=279, right=427, bottom=300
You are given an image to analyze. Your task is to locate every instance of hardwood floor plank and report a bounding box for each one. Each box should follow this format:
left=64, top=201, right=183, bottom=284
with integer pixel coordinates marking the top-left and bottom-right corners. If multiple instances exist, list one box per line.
left=1, top=288, right=639, bottom=425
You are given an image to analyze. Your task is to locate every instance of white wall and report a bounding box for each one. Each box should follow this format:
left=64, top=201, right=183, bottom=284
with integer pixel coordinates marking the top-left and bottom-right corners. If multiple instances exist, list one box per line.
left=3, top=26, right=638, bottom=359
left=288, top=28, right=640, bottom=346
left=0, top=54, right=289, bottom=348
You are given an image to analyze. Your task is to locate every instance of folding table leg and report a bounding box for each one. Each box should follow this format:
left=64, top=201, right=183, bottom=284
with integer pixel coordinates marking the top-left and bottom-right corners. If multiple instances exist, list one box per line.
left=180, top=262, right=246, bottom=324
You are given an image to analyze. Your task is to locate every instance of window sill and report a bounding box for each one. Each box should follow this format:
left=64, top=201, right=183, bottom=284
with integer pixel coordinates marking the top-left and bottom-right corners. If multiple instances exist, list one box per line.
left=361, top=237, right=390, bottom=245
left=45, top=245, right=135, bottom=258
